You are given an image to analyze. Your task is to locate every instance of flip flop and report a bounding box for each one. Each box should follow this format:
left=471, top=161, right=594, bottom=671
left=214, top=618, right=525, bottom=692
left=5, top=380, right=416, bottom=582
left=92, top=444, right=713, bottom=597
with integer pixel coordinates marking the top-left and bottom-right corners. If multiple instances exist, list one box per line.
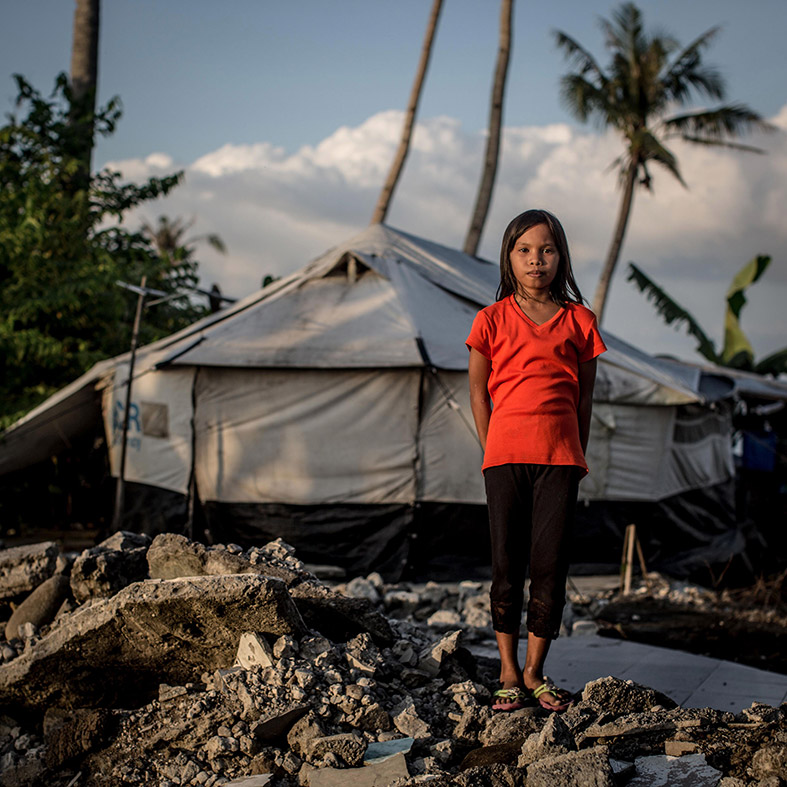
left=492, top=687, right=531, bottom=711
left=531, top=679, right=575, bottom=712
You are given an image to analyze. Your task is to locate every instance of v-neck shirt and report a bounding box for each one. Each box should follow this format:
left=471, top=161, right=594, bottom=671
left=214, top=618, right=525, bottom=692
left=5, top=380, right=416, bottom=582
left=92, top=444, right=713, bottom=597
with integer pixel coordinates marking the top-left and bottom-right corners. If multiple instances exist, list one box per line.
left=466, top=296, right=606, bottom=473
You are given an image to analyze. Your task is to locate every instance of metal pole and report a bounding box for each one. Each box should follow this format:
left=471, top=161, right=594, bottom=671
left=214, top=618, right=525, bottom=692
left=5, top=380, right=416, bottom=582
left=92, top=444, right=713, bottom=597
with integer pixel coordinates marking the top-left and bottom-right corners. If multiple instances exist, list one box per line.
left=112, top=274, right=147, bottom=530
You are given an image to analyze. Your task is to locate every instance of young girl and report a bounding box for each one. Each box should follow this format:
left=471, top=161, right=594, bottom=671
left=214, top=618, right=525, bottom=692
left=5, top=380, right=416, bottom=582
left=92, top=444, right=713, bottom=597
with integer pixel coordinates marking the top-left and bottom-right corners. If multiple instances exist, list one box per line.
left=466, top=209, right=606, bottom=712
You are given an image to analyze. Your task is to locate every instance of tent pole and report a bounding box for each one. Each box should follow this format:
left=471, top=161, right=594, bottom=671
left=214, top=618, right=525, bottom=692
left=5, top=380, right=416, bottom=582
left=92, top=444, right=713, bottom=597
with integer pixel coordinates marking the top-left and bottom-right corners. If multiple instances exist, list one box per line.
left=112, top=275, right=146, bottom=530
left=185, top=367, right=200, bottom=540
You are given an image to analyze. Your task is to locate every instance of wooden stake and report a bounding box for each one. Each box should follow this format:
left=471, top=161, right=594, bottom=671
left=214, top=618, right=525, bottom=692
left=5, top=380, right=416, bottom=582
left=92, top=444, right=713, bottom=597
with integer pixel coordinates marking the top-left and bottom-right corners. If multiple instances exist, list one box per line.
left=622, top=523, right=636, bottom=594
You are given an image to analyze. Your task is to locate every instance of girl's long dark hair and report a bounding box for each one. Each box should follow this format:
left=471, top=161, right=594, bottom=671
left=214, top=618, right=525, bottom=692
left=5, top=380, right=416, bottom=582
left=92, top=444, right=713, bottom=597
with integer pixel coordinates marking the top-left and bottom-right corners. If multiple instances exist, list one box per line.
left=496, top=209, right=584, bottom=305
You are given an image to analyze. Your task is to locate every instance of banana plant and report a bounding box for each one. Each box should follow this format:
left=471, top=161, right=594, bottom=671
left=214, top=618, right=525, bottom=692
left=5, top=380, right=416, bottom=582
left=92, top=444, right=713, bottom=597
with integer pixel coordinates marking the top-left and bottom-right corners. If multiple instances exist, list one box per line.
left=627, top=255, right=787, bottom=375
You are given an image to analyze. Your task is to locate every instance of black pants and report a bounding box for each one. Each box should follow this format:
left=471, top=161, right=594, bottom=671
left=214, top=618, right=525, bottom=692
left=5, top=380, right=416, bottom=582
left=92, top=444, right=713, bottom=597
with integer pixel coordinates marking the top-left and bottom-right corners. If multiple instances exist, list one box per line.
left=484, top=463, right=579, bottom=640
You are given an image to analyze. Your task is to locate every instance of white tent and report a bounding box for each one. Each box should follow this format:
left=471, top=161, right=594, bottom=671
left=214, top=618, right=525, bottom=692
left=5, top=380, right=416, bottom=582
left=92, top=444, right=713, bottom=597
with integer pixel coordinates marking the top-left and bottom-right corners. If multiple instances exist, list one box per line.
left=1, top=224, right=736, bottom=508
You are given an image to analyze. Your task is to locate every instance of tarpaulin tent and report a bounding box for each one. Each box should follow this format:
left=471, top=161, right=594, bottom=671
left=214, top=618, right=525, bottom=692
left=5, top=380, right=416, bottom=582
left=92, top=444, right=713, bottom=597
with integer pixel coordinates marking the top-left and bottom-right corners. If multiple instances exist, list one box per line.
left=1, top=224, right=756, bottom=576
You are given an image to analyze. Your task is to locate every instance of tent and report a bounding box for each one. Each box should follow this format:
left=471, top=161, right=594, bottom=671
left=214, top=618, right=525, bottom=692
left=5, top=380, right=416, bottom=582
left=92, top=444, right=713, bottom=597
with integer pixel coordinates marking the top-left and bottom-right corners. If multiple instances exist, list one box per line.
left=0, top=224, right=749, bottom=576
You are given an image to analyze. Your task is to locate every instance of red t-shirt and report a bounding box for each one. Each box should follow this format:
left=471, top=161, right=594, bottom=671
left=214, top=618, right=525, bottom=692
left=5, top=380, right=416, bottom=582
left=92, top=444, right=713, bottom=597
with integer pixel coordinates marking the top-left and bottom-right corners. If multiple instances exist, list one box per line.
left=466, top=296, right=606, bottom=472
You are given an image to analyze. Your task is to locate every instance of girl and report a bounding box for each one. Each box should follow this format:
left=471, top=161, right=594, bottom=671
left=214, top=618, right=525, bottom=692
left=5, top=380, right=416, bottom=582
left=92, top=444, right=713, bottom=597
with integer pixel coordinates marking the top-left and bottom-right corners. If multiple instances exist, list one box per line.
left=466, top=209, right=606, bottom=712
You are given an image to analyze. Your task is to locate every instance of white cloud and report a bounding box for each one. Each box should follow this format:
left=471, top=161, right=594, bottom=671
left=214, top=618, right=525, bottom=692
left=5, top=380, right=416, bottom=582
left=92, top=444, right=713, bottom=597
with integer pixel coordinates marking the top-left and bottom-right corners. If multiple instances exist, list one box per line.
left=104, top=106, right=787, bottom=362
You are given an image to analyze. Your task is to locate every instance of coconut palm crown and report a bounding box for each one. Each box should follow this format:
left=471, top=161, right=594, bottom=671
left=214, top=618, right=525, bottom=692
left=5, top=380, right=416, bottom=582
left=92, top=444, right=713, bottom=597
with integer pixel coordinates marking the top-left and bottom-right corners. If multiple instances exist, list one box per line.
left=554, top=2, right=774, bottom=323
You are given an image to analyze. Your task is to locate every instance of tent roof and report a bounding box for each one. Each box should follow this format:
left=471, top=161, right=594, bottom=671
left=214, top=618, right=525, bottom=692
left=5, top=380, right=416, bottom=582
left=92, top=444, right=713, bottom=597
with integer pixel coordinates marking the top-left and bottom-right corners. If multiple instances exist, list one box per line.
left=1, top=223, right=736, bottom=475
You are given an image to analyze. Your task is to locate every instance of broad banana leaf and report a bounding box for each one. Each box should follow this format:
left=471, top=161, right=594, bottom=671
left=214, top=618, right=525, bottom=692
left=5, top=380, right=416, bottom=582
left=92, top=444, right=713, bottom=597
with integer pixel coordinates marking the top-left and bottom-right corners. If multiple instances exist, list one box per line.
left=722, top=255, right=770, bottom=368
left=626, top=262, right=719, bottom=363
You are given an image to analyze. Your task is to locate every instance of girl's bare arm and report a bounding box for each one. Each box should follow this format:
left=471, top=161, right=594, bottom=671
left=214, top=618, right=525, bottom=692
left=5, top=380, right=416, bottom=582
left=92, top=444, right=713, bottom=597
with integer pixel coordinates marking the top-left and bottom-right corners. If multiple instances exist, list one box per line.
left=577, top=358, right=597, bottom=453
left=468, top=347, right=492, bottom=451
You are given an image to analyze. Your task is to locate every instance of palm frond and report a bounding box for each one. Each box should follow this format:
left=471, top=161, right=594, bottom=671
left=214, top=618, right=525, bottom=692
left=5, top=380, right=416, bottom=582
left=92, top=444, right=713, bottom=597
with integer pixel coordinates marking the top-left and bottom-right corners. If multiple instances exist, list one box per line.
left=634, top=129, right=685, bottom=186
left=553, top=31, right=606, bottom=80
left=559, top=74, right=610, bottom=123
left=663, top=27, right=724, bottom=102
left=674, top=135, right=766, bottom=154
left=665, top=105, right=776, bottom=141
left=626, top=262, right=718, bottom=362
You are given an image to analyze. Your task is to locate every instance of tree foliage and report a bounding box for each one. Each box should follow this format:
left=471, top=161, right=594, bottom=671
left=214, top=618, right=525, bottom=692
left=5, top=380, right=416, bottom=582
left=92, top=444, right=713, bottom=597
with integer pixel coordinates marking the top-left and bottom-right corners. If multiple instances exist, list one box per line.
left=627, top=256, right=787, bottom=375
left=554, top=2, right=773, bottom=321
left=0, top=74, right=207, bottom=428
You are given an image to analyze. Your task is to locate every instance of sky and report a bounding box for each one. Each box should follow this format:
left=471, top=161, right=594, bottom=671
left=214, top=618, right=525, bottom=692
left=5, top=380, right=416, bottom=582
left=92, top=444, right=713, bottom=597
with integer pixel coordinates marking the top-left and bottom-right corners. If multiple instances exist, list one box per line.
left=3, top=0, right=787, bottom=363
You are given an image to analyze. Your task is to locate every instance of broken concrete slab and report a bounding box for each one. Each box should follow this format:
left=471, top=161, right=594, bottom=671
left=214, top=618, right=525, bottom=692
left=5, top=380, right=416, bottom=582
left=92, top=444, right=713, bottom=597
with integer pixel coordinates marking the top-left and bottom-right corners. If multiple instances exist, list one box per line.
left=5, top=574, right=70, bottom=641
left=627, top=753, right=723, bottom=786
left=70, top=531, right=151, bottom=604
left=147, top=533, right=256, bottom=580
left=147, top=533, right=308, bottom=588
left=525, top=746, right=616, bottom=787
left=0, top=542, right=58, bottom=602
left=289, top=583, right=394, bottom=645
left=0, top=574, right=306, bottom=710
left=300, top=751, right=409, bottom=786
left=581, top=676, right=677, bottom=715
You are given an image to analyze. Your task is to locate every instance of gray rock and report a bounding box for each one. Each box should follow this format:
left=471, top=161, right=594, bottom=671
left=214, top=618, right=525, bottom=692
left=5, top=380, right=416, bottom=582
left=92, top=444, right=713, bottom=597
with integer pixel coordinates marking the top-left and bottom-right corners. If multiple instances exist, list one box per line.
left=518, top=713, right=577, bottom=767
left=345, top=632, right=382, bottom=675
left=418, top=629, right=462, bottom=676
left=286, top=712, right=324, bottom=759
left=0, top=574, right=306, bottom=710
left=0, top=542, right=58, bottom=601
left=525, top=746, right=615, bottom=787
left=250, top=705, right=309, bottom=742
left=479, top=709, right=540, bottom=746
left=580, top=676, right=677, bottom=714
left=5, top=574, right=70, bottom=640
left=353, top=702, right=392, bottom=732
left=345, top=577, right=381, bottom=603
left=310, top=733, right=366, bottom=767
left=454, top=705, right=494, bottom=745
left=70, top=531, right=151, bottom=603
left=627, top=753, right=722, bottom=786
left=749, top=743, right=787, bottom=781
left=741, top=702, right=782, bottom=725
left=392, top=696, right=431, bottom=739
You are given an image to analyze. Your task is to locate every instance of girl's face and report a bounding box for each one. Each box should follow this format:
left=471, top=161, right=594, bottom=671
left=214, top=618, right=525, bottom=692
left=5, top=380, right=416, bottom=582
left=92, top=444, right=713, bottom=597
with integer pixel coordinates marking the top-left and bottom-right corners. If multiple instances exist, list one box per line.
left=509, top=223, right=560, bottom=296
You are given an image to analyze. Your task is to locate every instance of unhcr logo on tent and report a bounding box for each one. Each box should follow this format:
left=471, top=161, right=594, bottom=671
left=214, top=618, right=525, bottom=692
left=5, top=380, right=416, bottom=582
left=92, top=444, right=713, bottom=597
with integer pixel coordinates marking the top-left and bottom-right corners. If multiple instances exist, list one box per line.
left=112, top=400, right=170, bottom=447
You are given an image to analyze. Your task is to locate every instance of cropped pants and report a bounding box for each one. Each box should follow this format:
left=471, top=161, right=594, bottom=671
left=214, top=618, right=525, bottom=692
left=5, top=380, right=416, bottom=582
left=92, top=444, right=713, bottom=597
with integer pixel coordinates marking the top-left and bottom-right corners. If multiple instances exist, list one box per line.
left=484, top=463, right=579, bottom=640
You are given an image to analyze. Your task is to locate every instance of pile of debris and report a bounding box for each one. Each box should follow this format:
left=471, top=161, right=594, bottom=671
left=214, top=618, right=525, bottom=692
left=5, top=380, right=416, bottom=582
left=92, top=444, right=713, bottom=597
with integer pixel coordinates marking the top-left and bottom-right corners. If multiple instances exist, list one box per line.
left=0, top=534, right=785, bottom=786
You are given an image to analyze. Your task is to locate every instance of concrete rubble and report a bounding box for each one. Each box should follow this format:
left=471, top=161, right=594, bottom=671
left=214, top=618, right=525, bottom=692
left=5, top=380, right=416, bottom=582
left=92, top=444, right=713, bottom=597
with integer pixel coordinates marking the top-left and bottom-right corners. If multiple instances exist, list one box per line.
left=0, top=534, right=783, bottom=786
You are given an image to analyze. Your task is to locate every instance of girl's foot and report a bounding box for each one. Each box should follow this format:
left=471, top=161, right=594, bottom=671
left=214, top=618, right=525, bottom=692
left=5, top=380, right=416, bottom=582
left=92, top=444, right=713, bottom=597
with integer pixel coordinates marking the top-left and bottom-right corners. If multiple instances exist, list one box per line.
left=525, top=677, right=574, bottom=712
left=491, top=686, right=531, bottom=711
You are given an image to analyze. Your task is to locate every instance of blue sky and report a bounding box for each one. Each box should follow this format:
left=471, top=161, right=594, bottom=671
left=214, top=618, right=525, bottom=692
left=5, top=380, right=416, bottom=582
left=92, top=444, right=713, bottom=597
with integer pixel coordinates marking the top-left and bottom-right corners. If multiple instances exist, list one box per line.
left=3, top=0, right=787, bottom=360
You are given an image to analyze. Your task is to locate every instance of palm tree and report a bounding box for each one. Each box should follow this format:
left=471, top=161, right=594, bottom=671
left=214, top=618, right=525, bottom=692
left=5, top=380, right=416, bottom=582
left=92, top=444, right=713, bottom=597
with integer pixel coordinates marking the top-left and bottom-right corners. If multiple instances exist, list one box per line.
left=371, top=0, right=444, bottom=225
left=554, top=2, right=773, bottom=323
left=627, top=257, right=787, bottom=375
left=463, top=0, right=514, bottom=257
left=69, top=0, right=100, bottom=183
left=141, top=215, right=226, bottom=263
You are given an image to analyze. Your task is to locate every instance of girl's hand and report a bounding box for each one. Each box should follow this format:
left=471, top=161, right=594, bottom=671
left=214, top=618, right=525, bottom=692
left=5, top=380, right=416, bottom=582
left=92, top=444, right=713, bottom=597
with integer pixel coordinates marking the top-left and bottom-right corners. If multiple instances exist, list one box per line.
left=468, top=347, right=492, bottom=451
left=578, top=358, right=597, bottom=453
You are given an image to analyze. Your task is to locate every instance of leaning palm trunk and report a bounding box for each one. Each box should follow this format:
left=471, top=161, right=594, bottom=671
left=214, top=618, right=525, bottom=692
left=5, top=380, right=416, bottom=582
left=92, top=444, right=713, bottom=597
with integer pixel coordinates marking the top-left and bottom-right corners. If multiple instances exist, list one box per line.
left=69, top=0, right=100, bottom=184
left=370, top=0, right=443, bottom=225
left=463, top=0, right=514, bottom=257
left=592, top=158, right=638, bottom=321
